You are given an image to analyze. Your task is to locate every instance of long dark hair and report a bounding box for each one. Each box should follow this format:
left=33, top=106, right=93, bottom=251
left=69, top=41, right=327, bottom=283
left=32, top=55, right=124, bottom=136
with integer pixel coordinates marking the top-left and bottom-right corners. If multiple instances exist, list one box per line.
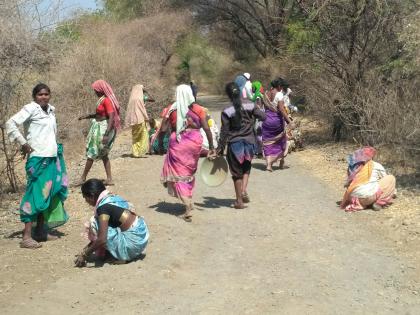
left=32, top=83, right=51, bottom=99
left=225, top=82, right=242, bottom=129
left=81, top=178, right=106, bottom=201
left=271, top=77, right=289, bottom=92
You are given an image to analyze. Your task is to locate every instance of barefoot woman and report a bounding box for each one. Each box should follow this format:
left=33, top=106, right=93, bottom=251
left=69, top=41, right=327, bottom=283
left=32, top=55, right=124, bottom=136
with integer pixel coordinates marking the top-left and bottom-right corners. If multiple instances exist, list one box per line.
left=262, top=78, right=295, bottom=171
left=218, top=82, right=266, bottom=209
left=159, top=84, right=215, bottom=222
left=78, top=80, right=121, bottom=185
left=6, top=83, right=69, bottom=248
left=74, top=179, right=149, bottom=267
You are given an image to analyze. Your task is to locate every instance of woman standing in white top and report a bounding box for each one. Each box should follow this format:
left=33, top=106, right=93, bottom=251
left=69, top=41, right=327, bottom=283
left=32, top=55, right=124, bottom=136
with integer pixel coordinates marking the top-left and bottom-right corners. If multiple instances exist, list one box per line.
left=6, top=83, right=69, bottom=249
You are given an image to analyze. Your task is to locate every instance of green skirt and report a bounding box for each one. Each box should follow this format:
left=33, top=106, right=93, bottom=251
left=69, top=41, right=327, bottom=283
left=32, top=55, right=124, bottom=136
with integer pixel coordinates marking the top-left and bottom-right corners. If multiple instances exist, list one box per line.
left=86, top=119, right=116, bottom=160
left=20, top=144, right=69, bottom=229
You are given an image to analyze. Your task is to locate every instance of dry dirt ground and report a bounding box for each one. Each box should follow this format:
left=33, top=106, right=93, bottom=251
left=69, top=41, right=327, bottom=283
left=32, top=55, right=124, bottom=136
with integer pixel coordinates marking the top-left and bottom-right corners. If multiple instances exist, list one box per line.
left=0, top=97, right=419, bottom=314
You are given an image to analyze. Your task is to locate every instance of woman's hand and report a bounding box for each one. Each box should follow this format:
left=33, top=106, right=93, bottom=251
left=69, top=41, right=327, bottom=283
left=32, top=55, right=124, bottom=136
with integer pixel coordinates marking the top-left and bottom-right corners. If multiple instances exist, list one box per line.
left=288, top=121, right=296, bottom=130
left=207, top=149, right=217, bottom=160
left=74, top=253, right=87, bottom=267
left=21, top=143, right=34, bottom=157
left=102, top=135, right=109, bottom=145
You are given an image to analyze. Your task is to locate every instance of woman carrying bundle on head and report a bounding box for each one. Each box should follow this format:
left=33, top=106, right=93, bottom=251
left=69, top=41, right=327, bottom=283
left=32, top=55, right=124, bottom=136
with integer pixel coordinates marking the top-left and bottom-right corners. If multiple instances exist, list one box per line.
left=218, top=82, right=266, bottom=209
left=158, top=84, right=216, bottom=222
left=78, top=80, right=121, bottom=186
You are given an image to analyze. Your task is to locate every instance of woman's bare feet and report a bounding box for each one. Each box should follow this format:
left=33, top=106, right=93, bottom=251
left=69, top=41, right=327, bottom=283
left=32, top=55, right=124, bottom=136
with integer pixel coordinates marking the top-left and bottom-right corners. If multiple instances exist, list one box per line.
left=233, top=201, right=246, bottom=209
left=104, top=179, right=114, bottom=186
left=180, top=203, right=193, bottom=222
left=242, top=192, right=250, bottom=203
left=20, top=238, right=42, bottom=249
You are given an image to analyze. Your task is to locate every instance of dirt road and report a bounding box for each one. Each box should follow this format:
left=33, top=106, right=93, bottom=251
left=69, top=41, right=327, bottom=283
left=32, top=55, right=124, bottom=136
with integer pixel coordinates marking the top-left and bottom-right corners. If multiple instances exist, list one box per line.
left=1, top=99, right=419, bottom=314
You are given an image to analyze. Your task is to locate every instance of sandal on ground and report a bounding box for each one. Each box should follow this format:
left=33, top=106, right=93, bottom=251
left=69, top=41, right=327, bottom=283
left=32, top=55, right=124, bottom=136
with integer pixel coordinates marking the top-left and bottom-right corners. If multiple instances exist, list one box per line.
left=242, top=193, right=250, bottom=203
left=20, top=238, right=42, bottom=249
left=266, top=167, right=273, bottom=172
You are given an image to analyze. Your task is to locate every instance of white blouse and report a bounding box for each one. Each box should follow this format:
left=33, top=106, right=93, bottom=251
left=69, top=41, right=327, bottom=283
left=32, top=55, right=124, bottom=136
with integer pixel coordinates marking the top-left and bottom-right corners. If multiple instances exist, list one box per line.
left=6, top=101, right=58, bottom=157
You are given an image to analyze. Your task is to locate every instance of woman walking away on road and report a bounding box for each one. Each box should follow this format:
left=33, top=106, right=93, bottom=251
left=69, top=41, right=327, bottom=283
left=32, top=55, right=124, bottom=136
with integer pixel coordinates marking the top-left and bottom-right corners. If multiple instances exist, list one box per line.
left=78, top=80, right=121, bottom=186
left=218, top=82, right=266, bottom=209
left=6, top=83, right=69, bottom=249
left=340, top=147, right=397, bottom=212
left=262, top=78, right=295, bottom=172
left=124, top=84, right=155, bottom=158
left=75, top=179, right=149, bottom=267
left=159, top=84, right=216, bottom=222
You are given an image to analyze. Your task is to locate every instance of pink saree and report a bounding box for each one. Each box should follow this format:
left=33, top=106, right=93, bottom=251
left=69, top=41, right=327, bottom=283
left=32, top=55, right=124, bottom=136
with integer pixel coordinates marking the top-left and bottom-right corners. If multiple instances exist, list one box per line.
left=161, top=108, right=204, bottom=199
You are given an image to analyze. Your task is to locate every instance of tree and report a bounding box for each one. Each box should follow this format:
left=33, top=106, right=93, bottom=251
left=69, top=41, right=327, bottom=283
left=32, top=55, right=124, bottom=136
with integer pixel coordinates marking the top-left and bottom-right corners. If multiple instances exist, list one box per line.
left=191, top=0, right=302, bottom=58
left=102, top=0, right=144, bottom=19
left=0, top=0, right=51, bottom=193
left=295, top=0, right=406, bottom=90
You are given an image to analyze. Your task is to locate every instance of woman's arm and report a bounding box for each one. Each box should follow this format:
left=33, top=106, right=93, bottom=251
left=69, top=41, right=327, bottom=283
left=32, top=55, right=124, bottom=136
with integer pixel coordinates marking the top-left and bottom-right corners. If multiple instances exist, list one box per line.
left=75, top=217, right=109, bottom=267
left=200, top=115, right=215, bottom=155
left=6, top=105, right=34, bottom=157
left=139, top=104, right=149, bottom=122
left=217, top=112, right=230, bottom=155
left=157, top=116, right=169, bottom=154
left=102, top=112, right=115, bottom=144
left=277, top=100, right=291, bottom=124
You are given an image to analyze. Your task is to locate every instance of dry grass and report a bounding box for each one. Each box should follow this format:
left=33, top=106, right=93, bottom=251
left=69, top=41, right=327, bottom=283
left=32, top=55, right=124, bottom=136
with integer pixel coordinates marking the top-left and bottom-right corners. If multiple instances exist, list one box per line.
left=294, top=115, right=420, bottom=260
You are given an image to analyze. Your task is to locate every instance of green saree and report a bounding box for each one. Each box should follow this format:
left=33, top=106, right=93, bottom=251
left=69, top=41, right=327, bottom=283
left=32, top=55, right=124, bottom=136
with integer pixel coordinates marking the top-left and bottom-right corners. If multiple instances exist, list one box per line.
left=20, top=144, right=69, bottom=229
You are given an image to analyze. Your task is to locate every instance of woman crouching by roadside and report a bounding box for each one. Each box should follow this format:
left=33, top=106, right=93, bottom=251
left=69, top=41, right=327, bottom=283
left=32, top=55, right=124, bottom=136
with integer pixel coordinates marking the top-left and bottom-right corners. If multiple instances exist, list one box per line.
left=74, top=179, right=149, bottom=267
left=340, top=147, right=397, bottom=212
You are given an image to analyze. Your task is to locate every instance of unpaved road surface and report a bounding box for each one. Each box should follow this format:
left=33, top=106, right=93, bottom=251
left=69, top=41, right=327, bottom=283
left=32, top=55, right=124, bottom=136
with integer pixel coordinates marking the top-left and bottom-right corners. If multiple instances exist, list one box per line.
left=1, top=97, right=419, bottom=314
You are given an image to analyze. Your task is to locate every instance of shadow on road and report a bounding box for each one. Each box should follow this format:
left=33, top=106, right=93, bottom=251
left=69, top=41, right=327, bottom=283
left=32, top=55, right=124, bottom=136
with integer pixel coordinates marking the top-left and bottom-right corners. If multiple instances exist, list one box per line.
left=5, top=229, right=66, bottom=240
left=195, top=196, right=235, bottom=209
left=149, top=202, right=185, bottom=216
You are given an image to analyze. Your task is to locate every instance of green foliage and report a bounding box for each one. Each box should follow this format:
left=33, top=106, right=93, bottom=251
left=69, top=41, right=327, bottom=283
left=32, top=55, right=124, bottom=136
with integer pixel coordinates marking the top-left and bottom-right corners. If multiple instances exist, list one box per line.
left=54, top=21, right=81, bottom=41
left=175, top=32, right=233, bottom=88
left=102, top=0, right=145, bottom=20
left=286, top=20, right=320, bottom=53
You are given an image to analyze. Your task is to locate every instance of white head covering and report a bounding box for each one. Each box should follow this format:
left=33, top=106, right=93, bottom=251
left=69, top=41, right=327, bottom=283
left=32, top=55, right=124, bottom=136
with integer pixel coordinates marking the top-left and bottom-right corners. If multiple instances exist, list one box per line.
left=243, top=72, right=251, bottom=80
left=171, top=84, right=195, bottom=141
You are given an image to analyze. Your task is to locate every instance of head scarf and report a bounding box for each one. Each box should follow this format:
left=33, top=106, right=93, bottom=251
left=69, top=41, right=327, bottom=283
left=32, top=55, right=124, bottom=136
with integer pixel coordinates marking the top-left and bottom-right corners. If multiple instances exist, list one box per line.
left=251, top=81, right=264, bottom=102
left=171, top=84, right=195, bottom=141
left=92, top=80, right=121, bottom=130
left=124, top=84, right=148, bottom=128
left=347, top=146, right=376, bottom=177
